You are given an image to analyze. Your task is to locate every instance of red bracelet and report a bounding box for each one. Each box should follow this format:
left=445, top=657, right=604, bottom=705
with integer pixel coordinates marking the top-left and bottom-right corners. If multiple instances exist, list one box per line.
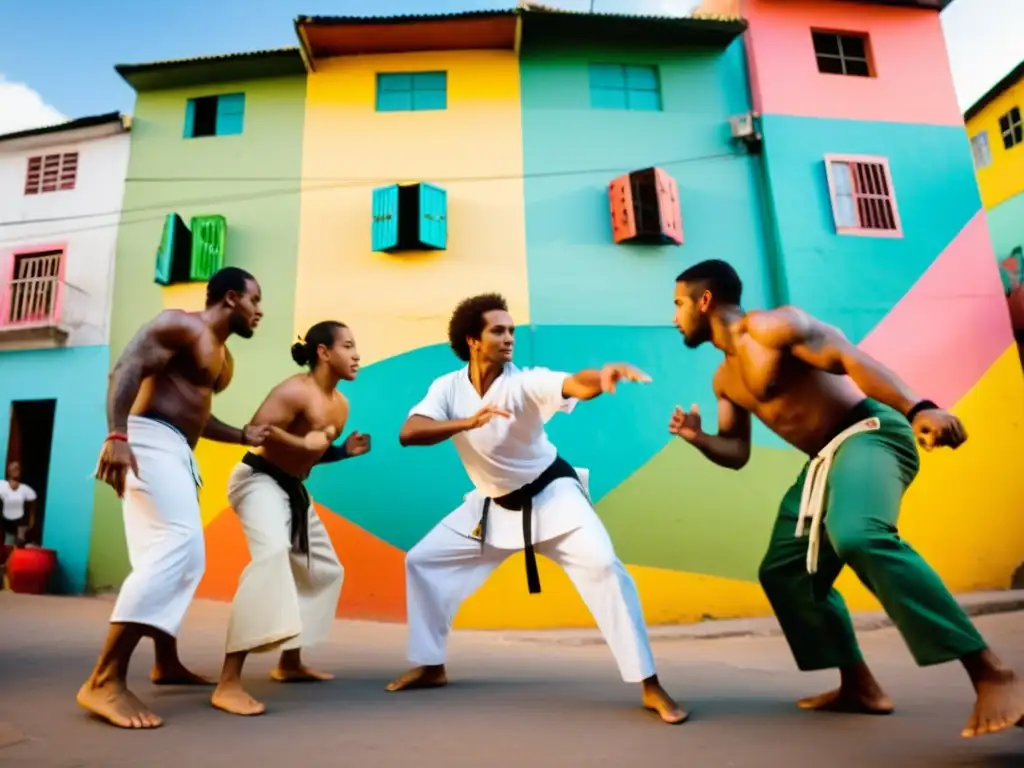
left=106, top=432, right=129, bottom=443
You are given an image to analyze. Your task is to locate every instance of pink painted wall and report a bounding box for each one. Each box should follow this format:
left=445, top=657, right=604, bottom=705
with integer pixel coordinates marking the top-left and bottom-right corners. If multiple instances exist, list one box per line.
left=742, top=0, right=963, bottom=126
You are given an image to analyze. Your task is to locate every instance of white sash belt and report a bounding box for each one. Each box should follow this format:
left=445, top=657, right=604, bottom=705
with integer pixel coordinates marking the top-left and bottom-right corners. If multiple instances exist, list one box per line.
left=795, top=416, right=881, bottom=574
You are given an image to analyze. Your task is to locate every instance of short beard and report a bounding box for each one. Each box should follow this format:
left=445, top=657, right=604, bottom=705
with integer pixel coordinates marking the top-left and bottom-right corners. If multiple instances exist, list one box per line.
left=229, top=315, right=253, bottom=339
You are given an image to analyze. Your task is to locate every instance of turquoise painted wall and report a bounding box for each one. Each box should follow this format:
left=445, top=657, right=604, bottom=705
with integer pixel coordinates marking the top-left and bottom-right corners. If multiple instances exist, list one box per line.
left=0, top=345, right=109, bottom=593
left=519, top=38, right=773, bottom=326
left=987, top=191, right=1024, bottom=258
left=761, top=117, right=984, bottom=342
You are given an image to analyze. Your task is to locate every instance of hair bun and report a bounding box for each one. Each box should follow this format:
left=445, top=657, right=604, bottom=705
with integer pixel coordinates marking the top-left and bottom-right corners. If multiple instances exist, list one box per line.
left=290, top=340, right=309, bottom=366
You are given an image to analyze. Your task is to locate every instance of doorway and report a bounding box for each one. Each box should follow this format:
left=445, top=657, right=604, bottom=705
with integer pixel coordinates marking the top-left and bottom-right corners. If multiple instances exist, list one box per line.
left=5, top=399, right=56, bottom=546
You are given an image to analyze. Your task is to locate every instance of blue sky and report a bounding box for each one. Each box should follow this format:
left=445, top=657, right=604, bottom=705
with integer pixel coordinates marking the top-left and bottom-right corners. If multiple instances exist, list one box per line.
left=0, top=0, right=1022, bottom=133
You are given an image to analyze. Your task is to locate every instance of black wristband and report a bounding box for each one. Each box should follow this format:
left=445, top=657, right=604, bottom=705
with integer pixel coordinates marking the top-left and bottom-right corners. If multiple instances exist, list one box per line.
left=905, top=400, right=939, bottom=423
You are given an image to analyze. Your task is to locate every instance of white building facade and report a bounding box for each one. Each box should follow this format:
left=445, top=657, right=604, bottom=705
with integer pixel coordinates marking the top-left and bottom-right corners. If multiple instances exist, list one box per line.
left=0, top=113, right=131, bottom=594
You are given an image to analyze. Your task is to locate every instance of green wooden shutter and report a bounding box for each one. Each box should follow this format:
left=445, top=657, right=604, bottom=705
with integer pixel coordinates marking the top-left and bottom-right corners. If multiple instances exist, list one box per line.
left=418, top=183, right=448, bottom=250
left=371, top=185, right=399, bottom=251
left=215, top=93, right=245, bottom=136
left=183, top=99, right=196, bottom=139
left=155, top=213, right=192, bottom=285
left=189, top=215, right=227, bottom=281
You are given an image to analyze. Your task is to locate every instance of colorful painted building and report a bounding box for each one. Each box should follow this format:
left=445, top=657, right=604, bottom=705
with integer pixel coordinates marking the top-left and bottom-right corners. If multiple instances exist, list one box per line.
left=964, top=59, right=1024, bottom=329
left=87, top=1, right=1024, bottom=630
left=0, top=112, right=131, bottom=593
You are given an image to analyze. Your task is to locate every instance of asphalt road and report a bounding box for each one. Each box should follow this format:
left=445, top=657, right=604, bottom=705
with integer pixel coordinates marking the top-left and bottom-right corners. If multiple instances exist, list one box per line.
left=0, top=593, right=1021, bottom=767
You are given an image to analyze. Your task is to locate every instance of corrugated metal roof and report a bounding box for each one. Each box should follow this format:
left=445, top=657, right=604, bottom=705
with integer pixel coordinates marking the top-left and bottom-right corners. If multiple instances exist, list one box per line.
left=115, top=46, right=301, bottom=74
left=965, top=58, right=1024, bottom=122
left=0, top=111, right=127, bottom=145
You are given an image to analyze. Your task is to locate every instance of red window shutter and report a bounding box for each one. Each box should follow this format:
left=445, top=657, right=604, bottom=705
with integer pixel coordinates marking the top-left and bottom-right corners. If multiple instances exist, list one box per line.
left=59, top=152, right=78, bottom=190
left=654, top=167, right=683, bottom=245
left=24, top=156, right=42, bottom=195
left=609, top=174, right=636, bottom=243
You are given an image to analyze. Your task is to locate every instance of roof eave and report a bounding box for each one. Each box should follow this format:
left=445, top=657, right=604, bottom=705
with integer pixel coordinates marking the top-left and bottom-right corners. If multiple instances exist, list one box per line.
left=115, top=48, right=306, bottom=92
left=964, top=59, right=1024, bottom=122
left=0, top=111, right=129, bottom=146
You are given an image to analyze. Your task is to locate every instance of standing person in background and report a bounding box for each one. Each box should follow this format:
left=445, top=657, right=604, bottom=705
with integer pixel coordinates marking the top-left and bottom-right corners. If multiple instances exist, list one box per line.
left=1, top=461, right=36, bottom=548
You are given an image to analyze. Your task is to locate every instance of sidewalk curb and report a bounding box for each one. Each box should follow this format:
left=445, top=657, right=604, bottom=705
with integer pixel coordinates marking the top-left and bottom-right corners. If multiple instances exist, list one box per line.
left=484, top=589, right=1024, bottom=648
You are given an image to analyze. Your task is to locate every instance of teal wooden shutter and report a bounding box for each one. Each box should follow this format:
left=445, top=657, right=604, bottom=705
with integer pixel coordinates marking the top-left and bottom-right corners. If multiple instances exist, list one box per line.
left=189, top=215, right=227, bottom=281
left=155, top=214, right=178, bottom=284
left=371, top=185, right=399, bottom=251
left=183, top=99, right=196, bottom=138
left=215, top=93, right=245, bottom=136
left=418, top=183, right=447, bottom=249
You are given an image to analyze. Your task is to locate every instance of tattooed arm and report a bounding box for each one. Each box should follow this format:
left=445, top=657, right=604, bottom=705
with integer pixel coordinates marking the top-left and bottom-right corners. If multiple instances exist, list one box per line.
left=742, top=306, right=919, bottom=416
left=107, top=311, right=198, bottom=432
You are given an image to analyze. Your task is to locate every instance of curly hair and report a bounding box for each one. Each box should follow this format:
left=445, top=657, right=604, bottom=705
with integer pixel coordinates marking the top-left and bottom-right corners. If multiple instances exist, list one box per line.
left=447, top=293, right=508, bottom=362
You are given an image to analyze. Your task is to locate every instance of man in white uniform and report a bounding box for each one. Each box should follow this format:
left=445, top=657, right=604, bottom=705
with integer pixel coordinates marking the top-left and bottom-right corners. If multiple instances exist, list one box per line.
left=385, top=293, right=687, bottom=725
left=1, top=461, right=37, bottom=547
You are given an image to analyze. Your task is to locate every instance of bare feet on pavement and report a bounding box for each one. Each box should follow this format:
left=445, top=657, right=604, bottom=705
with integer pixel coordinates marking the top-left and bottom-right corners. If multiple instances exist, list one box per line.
left=641, top=679, right=689, bottom=724
left=77, top=681, right=163, bottom=729
left=151, top=664, right=215, bottom=686
left=798, top=686, right=895, bottom=715
left=961, top=670, right=1024, bottom=738
left=211, top=683, right=266, bottom=716
left=385, top=665, right=448, bottom=692
left=270, top=665, right=334, bottom=683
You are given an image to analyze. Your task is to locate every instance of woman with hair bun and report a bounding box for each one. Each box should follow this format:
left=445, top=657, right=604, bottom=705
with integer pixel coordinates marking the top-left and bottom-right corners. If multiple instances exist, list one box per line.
left=210, top=320, right=371, bottom=717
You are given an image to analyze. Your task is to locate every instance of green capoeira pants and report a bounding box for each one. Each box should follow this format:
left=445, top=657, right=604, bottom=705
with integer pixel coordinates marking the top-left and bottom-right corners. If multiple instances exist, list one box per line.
left=758, top=398, right=987, bottom=671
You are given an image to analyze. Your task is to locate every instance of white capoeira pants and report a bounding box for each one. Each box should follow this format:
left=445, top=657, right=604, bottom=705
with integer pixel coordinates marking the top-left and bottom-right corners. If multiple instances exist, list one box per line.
left=405, top=477, right=657, bottom=683
left=109, top=415, right=205, bottom=637
left=224, top=461, right=344, bottom=654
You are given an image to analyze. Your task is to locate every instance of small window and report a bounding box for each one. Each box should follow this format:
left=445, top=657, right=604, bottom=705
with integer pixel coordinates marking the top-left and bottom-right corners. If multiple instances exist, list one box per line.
left=5, top=249, right=63, bottom=325
left=154, top=213, right=227, bottom=286
left=371, top=183, right=447, bottom=252
left=812, top=31, right=872, bottom=77
left=999, top=106, right=1022, bottom=151
left=970, top=131, right=992, bottom=170
left=24, top=152, right=78, bottom=195
left=824, top=155, right=901, bottom=237
left=589, top=64, right=662, bottom=111
left=609, top=167, right=683, bottom=245
left=376, top=72, right=447, bottom=112
left=184, top=93, right=245, bottom=139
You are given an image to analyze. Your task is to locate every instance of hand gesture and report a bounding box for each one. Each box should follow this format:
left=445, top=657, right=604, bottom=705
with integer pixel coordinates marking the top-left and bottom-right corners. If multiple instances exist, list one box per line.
left=303, top=430, right=332, bottom=452
left=465, top=405, right=512, bottom=429
left=669, top=404, right=704, bottom=443
left=343, top=431, right=372, bottom=457
left=911, top=408, right=967, bottom=451
left=242, top=423, right=272, bottom=447
left=599, top=363, right=652, bottom=394
left=95, top=438, right=139, bottom=499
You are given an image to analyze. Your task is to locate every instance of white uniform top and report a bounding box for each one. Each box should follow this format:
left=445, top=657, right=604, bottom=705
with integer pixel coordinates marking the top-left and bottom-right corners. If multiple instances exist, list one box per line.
left=408, top=364, right=577, bottom=498
left=0, top=481, right=37, bottom=521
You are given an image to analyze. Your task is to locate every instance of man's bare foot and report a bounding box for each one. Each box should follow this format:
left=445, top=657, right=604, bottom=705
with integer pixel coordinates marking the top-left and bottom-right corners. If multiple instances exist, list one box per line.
left=961, top=671, right=1024, bottom=738
left=797, top=687, right=895, bottom=715
left=641, top=682, right=689, bottom=724
left=211, top=683, right=266, bottom=716
left=270, top=665, right=334, bottom=683
left=151, top=665, right=214, bottom=686
left=77, top=681, right=163, bottom=729
left=385, top=665, right=447, bottom=692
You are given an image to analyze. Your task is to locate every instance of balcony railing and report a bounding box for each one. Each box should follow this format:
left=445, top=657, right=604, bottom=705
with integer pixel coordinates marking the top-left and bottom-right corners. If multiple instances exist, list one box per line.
left=0, top=275, right=88, bottom=338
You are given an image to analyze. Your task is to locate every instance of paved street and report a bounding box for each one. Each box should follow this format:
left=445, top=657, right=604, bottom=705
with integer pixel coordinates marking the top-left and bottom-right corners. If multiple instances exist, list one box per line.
left=0, top=592, right=1021, bottom=767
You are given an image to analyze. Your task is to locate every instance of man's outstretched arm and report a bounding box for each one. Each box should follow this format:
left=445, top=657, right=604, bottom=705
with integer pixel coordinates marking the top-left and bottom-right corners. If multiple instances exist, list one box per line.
left=743, top=307, right=920, bottom=415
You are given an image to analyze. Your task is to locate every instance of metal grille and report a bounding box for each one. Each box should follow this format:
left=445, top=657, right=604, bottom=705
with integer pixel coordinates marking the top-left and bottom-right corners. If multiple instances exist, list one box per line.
left=848, top=161, right=897, bottom=231
left=24, top=152, right=78, bottom=195
left=5, top=251, right=63, bottom=325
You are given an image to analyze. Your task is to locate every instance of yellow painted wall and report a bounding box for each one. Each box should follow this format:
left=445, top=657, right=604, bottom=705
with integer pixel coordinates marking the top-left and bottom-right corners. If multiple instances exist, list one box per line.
left=967, top=72, right=1024, bottom=211
left=295, top=51, right=529, bottom=361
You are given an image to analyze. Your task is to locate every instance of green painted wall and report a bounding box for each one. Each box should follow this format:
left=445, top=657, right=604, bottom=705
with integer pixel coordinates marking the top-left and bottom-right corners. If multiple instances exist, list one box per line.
left=86, top=75, right=308, bottom=592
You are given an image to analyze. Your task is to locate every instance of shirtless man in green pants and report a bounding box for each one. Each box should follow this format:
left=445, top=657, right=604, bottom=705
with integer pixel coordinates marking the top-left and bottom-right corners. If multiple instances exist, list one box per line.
left=668, top=258, right=1022, bottom=738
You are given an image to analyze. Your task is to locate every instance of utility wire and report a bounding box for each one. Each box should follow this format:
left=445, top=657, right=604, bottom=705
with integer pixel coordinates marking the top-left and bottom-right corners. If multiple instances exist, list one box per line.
left=0, top=149, right=743, bottom=239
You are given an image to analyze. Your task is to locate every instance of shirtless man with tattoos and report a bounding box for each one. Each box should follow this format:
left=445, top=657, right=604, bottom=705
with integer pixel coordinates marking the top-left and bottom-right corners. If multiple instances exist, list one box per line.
left=670, top=259, right=1023, bottom=739
left=79, top=266, right=271, bottom=729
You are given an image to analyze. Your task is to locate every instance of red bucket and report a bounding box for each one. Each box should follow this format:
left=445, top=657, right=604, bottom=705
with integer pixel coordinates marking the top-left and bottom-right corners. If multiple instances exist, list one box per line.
left=6, top=547, right=57, bottom=595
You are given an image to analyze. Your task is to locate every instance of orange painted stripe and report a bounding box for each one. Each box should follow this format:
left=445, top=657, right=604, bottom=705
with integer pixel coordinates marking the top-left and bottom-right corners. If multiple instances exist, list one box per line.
left=195, top=502, right=407, bottom=623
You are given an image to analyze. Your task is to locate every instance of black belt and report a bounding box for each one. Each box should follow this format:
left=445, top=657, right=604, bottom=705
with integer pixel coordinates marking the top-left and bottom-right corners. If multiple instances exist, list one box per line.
left=242, top=452, right=311, bottom=562
left=479, top=456, right=579, bottom=595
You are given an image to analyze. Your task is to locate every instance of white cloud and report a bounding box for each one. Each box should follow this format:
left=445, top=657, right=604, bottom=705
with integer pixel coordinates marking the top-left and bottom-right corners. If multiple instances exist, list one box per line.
left=0, top=75, right=66, bottom=136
